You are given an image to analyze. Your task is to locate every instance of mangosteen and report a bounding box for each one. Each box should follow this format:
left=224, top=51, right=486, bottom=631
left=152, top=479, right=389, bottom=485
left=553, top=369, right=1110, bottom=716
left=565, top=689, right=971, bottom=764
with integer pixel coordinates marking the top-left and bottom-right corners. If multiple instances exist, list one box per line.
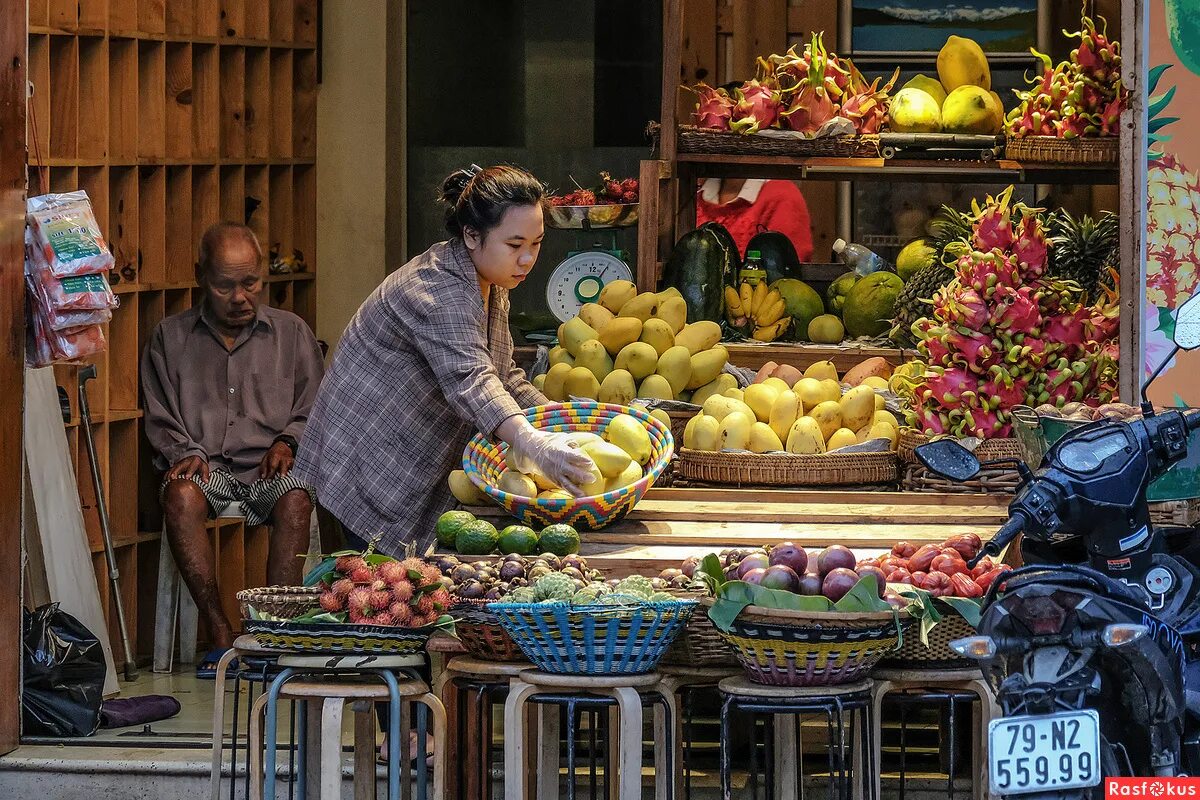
left=538, top=553, right=561, bottom=570
left=484, top=586, right=504, bottom=600
left=607, top=578, right=621, bottom=588
left=572, top=579, right=586, bottom=591
left=659, top=568, right=683, bottom=581
left=669, top=574, right=691, bottom=589
left=561, top=554, right=586, bottom=571
left=650, top=577, right=668, bottom=590
left=560, top=566, right=585, bottom=581
left=530, top=559, right=550, bottom=572
left=451, top=564, right=475, bottom=583
left=681, top=556, right=700, bottom=578
left=471, top=560, right=493, bottom=571
left=438, top=576, right=455, bottom=592
left=503, top=553, right=527, bottom=563
left=435, top=555, right=461, bottom=573
left=508, top=576, right=528, bottom=588
left=458, top=580, right=485, bottom=599
left=528, top=566, right=551, bottom=580
left=499, top=561, right=525, bottom=581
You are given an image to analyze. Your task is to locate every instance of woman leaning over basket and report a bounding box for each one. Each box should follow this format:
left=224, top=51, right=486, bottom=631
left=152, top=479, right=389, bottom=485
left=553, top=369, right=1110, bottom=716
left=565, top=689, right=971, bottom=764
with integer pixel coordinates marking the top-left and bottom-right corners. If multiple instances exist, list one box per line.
left=293, top=164, right=593, bottom=555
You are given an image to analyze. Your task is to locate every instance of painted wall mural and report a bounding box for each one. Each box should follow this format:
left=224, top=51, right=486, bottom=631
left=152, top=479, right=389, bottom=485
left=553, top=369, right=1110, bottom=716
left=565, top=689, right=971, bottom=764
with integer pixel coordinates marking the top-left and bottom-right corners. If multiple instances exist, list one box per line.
left=1147, top=1, right=1200, bottom=407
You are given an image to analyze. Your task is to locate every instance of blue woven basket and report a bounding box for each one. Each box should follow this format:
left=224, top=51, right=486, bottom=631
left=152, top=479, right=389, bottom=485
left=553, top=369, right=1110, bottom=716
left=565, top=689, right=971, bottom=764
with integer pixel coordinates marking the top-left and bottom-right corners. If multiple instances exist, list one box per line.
left=487, top=598, right=697, bottom=675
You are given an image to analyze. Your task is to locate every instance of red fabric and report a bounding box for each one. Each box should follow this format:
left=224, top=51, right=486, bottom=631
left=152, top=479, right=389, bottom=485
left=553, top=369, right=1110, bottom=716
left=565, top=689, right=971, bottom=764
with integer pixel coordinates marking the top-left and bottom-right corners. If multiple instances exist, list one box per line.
left=696, top=180, right=814, bottom=262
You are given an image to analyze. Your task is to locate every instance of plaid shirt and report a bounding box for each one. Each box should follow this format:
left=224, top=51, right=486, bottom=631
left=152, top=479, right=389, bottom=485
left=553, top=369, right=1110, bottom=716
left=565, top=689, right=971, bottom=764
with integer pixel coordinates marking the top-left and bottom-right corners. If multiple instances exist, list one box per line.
left=293, top=239, right=546, bottom=554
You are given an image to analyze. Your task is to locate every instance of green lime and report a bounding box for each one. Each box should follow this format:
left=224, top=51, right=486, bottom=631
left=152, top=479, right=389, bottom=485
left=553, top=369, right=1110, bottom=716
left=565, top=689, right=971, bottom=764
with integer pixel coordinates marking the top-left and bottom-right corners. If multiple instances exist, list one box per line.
left=538, top=524, right=581, bottom=557
left=436, top=510, right=477, bottom=549
left=498, top=525, right=540, bottom=555
left=456, top=519, right=499, bottom=555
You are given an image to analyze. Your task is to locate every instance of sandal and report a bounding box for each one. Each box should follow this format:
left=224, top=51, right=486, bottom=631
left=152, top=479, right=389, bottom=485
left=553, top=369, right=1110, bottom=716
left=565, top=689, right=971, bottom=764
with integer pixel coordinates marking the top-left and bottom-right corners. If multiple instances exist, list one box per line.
left=195, top=647, right=236, bottom=679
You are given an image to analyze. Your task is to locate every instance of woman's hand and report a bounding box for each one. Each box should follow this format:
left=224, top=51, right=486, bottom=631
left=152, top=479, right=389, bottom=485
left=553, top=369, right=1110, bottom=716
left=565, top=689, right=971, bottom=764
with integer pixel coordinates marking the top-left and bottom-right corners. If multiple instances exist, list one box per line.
left=497, top=416, right=596, bottom=496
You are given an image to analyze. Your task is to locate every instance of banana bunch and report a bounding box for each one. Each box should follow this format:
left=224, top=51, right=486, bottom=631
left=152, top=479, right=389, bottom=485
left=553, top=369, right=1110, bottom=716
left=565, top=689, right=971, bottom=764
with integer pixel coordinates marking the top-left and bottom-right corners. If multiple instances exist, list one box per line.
left=724, top=281, right=791, bottom=342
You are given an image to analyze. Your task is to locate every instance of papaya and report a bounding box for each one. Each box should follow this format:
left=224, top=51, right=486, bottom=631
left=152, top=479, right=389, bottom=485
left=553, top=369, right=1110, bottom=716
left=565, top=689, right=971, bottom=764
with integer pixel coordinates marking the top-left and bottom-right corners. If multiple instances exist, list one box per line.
left=747, top=227, right=801, bottom=285
left=660, top=222, right=740, bottom=323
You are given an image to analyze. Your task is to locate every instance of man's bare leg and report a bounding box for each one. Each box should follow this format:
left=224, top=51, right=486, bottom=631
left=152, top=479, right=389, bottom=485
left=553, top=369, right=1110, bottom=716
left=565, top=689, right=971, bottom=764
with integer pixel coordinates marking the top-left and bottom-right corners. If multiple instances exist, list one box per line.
left=162, top=479, right=233, bottom=649
left=268, top=488, right=313, bottom=586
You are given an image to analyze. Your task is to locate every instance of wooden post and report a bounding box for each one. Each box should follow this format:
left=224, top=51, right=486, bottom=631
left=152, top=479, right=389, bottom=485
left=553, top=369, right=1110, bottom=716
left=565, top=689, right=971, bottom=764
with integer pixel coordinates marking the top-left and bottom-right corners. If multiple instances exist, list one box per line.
left=1119, top=0, right=1148, bottom=403
left=659, top=0, right=683, bottom=164
left=0, top=0, right=26, bottom=756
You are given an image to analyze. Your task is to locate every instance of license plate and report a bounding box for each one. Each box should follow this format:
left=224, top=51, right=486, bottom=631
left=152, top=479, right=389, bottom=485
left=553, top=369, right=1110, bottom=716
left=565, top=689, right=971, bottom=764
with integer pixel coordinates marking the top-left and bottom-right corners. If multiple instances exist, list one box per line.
left=988, top=710, right=1101, bottom=795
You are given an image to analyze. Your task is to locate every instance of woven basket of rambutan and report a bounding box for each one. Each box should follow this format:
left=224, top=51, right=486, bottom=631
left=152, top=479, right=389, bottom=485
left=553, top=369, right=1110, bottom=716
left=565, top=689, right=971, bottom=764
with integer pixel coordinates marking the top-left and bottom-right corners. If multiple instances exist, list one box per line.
left=242, top=544, right=456, bottom=654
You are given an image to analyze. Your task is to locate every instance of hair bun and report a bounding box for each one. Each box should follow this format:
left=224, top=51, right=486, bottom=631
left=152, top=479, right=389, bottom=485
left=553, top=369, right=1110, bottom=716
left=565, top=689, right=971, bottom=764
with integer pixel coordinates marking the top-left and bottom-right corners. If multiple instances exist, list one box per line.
left=439, top=168, right=475, bottom=208
left=439, top=164, right=545, bottom=239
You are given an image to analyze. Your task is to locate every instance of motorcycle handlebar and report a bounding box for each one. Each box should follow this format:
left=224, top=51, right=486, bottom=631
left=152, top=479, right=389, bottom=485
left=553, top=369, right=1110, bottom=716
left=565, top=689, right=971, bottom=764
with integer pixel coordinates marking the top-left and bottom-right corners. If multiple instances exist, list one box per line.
left=1185, top=410, right=1200, bottom=431
left=969, top=513, right=1027, bottom=570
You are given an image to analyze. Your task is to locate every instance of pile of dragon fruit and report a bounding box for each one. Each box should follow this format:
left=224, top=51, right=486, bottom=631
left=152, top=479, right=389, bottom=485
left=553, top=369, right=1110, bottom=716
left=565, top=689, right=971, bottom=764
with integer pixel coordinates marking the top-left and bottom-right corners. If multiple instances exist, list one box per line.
left=1007, top=12, right=1127, bottom=139
left=895, top=187, right=1120, bottom=440
left=317, top=555, right=453, bottom=628
left=690, top=32, right=897, bottom=136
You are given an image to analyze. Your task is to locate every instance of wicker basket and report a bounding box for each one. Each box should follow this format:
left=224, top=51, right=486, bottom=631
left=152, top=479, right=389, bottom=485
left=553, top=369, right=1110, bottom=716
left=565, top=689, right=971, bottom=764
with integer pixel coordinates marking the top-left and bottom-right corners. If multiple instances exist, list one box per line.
left=238, top=586, right=323, bottom=621
left=488, top=598, right=696, bottom=675
left=660, top=592, right=738, bottom=667
left=671, top=125, right=882, bottom=158
left=451, top=599, right=526, bottom=662
left=665, top=409, right=693, bottom=450
left=1151, top=498, right=1200, bottom=527
left=879, top=604, right=976, bottom=670
left=1005, top=136, right=1118, bottom=166
left=676, top=448, right=898, bottom=487
left=244, top=619, right=437, bottom=655
left=898, top=429, right=1025, bottom=465
left=706, top=600, right=910, bottom=687
left=901, top=462, right=1021, bottom=494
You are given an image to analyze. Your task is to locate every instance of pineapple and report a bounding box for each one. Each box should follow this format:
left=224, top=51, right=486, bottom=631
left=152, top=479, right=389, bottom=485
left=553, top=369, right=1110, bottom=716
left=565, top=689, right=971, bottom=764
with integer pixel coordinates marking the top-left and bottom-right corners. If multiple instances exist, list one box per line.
left=889, top=205, right=971, bottom=347
left=1147, top=64, right=1200, bottom=309
left=1046, top=209, right=1119, bottom=303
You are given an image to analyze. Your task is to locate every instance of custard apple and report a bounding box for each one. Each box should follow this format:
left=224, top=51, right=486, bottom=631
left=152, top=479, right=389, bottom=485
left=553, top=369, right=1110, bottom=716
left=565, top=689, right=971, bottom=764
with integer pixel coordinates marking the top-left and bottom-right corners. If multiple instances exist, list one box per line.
left=614, top=575, right=654, bottom=599
left=508, top=587, right=536, bottom=604
left=533, top=572, right=576, bottom=602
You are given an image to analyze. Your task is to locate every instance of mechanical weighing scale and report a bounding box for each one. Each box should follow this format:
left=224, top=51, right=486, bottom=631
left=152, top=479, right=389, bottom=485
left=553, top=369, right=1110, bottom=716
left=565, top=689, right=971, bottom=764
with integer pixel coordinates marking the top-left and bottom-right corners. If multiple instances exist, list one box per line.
left=543, top=203, right=640, bottom=323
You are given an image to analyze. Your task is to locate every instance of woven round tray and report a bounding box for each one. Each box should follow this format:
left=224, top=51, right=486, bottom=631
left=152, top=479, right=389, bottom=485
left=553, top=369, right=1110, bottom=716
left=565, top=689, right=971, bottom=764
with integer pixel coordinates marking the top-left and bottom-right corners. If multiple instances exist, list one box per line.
left=668, top=124, right=881, bottom=158
left=879, top=604, right=977, bottom=669
left=451, top=598, right=526, bottom=662
left=898, top=429, right=1025, bottom=464
left=1005, top=136, right=1118, bottom=166
left=676, top=448, right=898, bottom=486
left=237, top=586, right=323, bottom=621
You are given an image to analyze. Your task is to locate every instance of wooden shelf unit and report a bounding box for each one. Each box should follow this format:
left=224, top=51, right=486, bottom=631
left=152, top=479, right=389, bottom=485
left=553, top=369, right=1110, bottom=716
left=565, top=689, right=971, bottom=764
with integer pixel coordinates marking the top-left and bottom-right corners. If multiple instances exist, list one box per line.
left=30, top=0, right=318, bottom=666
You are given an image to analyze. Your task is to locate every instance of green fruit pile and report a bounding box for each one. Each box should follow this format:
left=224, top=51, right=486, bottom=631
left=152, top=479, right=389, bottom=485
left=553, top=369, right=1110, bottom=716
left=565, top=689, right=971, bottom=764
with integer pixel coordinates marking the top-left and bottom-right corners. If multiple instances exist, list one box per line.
left=435, top=510, right=580, bottom=557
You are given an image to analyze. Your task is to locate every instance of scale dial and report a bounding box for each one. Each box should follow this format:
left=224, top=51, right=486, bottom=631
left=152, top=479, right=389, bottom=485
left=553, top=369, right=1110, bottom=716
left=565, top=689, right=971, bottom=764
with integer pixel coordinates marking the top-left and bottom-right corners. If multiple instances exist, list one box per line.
left=545, top=251, right=633, bottom=322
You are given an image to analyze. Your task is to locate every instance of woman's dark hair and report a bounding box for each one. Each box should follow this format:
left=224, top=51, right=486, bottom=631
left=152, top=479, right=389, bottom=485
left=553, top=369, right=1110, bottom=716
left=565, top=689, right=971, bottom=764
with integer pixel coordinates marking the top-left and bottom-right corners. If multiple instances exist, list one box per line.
left=440, top=164, right=546, bottom=239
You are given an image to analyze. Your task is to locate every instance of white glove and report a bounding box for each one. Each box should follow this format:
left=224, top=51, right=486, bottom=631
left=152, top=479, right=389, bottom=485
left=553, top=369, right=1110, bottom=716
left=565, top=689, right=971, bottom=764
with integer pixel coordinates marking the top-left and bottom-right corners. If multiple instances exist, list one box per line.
left=498, top=416, right=596, bottom=497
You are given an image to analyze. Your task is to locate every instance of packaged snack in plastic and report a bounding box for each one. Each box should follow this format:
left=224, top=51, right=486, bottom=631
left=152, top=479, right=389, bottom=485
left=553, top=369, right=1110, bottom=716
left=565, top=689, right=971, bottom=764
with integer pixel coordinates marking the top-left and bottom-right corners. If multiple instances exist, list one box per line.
left=24, top=228, right=118, bottom=330
left=26, top=191, right=115, bottom=278
left=26, top=283, right=107, bottom=367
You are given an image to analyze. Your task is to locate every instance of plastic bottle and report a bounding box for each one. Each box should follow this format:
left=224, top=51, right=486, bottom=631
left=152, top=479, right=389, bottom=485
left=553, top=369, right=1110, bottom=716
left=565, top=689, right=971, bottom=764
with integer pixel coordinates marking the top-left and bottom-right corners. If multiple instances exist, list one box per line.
left=832, top=238, right=889, bottom=277
left=741, top=250, right=768, bottom=286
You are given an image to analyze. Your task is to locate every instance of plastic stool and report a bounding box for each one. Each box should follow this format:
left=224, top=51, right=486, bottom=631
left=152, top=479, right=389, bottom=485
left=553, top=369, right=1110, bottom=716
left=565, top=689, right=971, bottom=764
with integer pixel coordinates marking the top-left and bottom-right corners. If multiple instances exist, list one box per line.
left=248, top=654, right=445, bottom=800
left=871, top=668, right=997, bottom=800
left=657, top=665, right=740, bottom=800
left=432, top=656, right=531, bottom=799
left=504, top=669, right=678, bottom=800
left=719, top=676, right=875, bottom=800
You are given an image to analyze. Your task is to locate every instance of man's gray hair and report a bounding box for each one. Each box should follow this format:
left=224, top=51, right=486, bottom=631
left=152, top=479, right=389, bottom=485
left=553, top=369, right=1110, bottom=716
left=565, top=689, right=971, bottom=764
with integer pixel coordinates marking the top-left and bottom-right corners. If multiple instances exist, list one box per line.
left=197, top=222, right=262, bottom=278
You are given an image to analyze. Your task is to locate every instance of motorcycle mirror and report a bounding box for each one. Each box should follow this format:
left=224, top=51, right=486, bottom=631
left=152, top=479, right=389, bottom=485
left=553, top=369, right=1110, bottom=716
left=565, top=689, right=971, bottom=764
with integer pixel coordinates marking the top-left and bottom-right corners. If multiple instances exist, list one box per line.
left=1174, top=292, right=1200, bottom=351
left=915, top=440, right=982, bottom=482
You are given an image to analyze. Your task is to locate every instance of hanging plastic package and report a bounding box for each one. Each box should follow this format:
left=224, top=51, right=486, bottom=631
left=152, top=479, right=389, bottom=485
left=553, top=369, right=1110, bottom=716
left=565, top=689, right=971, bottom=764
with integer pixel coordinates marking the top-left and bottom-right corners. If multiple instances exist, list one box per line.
left=22, top=604, right=107, bottom=737
left=26, top=190, right=115, bottom=278
left=25, top=229, right=117, bottom=329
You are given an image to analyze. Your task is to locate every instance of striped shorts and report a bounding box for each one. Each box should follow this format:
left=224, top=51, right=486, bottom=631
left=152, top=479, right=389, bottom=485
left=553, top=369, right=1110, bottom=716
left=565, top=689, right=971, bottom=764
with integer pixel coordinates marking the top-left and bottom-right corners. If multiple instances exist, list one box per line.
left=163, top=469, right=317, bottom=527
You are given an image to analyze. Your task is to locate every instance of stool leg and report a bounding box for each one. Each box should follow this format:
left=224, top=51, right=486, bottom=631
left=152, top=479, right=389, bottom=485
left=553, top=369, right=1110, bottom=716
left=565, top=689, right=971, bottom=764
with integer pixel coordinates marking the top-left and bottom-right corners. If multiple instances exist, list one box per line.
left=872, top=681, right=894, bottom=800
left=719, top=695, right=733, bottom=800
left=654, top=688, right=679, bottom=800
left=611, top=687, right=643, bottom=800
left=504, top=680, right=538, bottom=800
left=319, top=697, right=347, bottom=800
left=538, top=701, right=560, bottom=800
left=209, top=648, right=241, bottom=800
left=964, top=681, right=997, bottom=800
left=265, top=668, right=299, bottom=800
left=415, top=693, right=448, bottom=800
left=354, top=701, right=377, bottom=800
left=774, top=713, right=797, bottom=800
left=249, top=692, right=270, bottom=800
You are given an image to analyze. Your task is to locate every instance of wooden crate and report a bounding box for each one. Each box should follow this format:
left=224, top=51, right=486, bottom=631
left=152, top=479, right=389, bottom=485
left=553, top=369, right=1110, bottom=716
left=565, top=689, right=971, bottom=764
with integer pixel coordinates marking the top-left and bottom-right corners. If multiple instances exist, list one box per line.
left=29, top=8, right=319, bottom=663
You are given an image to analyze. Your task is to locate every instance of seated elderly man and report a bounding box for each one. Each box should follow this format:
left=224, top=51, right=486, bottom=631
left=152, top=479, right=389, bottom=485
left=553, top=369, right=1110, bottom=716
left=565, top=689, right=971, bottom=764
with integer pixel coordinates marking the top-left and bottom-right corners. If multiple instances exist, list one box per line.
left=142, top=222, right=325, bottom=677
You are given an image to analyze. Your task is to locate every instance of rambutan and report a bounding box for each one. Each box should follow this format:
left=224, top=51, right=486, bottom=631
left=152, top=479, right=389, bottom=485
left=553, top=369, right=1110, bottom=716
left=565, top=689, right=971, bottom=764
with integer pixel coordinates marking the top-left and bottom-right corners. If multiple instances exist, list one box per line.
left=430, top=588, right=452, bottom=613
left=391, top=581, right=414, bottom=603
left=372, top=611, right=395, bottom=626
left=376, top=561, right=405, bottom=584
left=399, top=558, right=427, bottom=581
left=347, top=586, right=373, bottom=617
left=418, top=563, right=442, bottom=585
left=370, top=590, right=393, bottom=611
left=319, top=591, right=343, bottom=612
left=348, top=608, right=370, bottom=624
left=415, top=594, right=435, bottom=616
left=335, top=555, right=368, bottom=574
left=348, top=566, right=375, bottom=584
left=331, top=578, right=355, bottom=599
left=389, top=602, right=414, bottom=626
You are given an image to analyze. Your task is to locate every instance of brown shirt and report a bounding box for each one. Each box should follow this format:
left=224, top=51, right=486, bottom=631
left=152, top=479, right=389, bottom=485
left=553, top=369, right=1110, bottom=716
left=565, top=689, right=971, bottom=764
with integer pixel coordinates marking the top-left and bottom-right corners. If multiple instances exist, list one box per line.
left=141, top=303, right=326, bottom=483
left=292, top=239, right=546, bottom=554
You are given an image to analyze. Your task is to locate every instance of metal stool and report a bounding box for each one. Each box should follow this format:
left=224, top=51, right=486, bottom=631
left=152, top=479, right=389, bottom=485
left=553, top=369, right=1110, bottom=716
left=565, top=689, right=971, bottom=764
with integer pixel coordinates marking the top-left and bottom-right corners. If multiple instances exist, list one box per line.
left=719, top=676, right=875, bottom=800
left=657, top=664, right=740, bottom=800
left=870, top=668, right=997, bottom=800
left=210, top=635, right=289, bottom=800
left=504, top=669, right=678, bottom=800
left=248, top=652, right=445, bottom=800
left=432, top=655, right=532, bottom=799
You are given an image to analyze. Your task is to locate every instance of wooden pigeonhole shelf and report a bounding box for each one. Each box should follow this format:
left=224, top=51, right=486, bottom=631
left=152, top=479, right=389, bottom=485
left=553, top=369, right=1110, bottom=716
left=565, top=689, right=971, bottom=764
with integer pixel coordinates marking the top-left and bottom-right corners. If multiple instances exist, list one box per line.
left=29, top=0, right=319, bottom=666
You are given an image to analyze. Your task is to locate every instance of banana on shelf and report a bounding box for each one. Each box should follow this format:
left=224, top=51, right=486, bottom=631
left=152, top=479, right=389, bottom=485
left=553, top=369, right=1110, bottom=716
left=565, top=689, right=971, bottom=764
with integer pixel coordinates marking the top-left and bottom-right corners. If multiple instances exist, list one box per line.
left=724, top=280, right=791, bottom=342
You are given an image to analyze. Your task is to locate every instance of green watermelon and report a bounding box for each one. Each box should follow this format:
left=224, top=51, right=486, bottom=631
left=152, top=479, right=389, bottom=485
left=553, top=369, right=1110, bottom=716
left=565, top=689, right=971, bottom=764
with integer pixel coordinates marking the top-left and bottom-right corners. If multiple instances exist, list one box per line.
left=748, top=227, right=802, bottom=284
left=660, top=222, right=741, bottom=324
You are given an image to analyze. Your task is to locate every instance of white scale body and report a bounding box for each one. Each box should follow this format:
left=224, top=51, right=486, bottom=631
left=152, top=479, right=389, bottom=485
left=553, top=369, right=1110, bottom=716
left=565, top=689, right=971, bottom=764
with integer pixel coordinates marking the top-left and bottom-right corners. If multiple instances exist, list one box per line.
left=544, top=250, right=633, bottom=323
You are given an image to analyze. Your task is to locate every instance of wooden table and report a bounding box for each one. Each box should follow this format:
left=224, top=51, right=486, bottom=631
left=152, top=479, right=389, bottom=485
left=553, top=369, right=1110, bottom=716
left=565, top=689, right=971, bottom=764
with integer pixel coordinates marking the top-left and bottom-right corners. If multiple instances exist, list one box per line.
left=459, top=487, right=1009, bottom=577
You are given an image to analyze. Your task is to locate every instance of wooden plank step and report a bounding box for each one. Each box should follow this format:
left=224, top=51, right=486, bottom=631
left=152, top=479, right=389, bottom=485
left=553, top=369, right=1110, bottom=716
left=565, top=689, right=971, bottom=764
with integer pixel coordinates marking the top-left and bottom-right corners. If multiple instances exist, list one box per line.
left=644, top=488, right=1008, bottom=508
left=594, top=499, right=1009, bottom=525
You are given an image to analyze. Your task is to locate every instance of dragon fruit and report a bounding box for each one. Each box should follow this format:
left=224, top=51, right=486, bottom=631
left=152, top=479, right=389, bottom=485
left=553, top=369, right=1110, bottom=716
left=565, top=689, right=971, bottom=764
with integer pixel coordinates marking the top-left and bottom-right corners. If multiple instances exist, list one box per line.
left=899, top=187, right=1121, bottom=436
left=691, top=83, right=735, bottom=130
left=729, top=80, right=782, bottom=134
left=839, top=65, right=899, bottom=135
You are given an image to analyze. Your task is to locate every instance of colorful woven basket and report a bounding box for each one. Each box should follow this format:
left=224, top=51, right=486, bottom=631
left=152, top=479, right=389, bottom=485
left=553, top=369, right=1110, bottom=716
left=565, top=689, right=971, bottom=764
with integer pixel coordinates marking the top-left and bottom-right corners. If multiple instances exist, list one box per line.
left=488, top=598, right=697, bottom=675
left=244, top=619, right=437, bottom=655
left=706, top=600, right=910, bottom=687
left=463, top=401, right=674, bottom=530
left=451, top=599, right=527, bottom=662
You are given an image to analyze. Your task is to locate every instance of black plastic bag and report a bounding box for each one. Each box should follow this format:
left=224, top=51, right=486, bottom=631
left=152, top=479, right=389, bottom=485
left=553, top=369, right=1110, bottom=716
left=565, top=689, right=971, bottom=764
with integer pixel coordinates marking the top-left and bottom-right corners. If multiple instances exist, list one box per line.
left=22, top=604, right=107, bottom=737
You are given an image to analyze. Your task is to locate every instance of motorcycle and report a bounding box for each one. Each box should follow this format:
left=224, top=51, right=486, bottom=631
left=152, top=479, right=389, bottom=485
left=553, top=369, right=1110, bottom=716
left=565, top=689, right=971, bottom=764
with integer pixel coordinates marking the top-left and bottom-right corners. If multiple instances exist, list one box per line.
left=914, top=290, right=1200, bottom=797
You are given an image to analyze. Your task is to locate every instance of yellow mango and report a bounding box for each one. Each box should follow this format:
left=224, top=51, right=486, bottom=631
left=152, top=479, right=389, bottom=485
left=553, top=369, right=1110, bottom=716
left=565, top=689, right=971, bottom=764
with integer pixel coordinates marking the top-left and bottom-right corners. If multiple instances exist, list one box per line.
left=675, top=321, right=722, bottom=355
left=786, top=417, right=826, bottom=454
left=839, top=385, right=876, bottom=431
left=655, top=296, right=688, bottom=333
left=748, top=422, right=784, bottom=454
left=639, top=318, right=676, bottom=356
left=563, top=366, right=601, bottom=399
left=598, top=369, right=637, bottom=406
left=614, top=341, right=659, bottom=380
left=719, top=411, right=753, bottom=450
left=578, top=303, right=615, bottom=331
left=574, top=339, right=614, bottom=383
left=598, top=280, right=637, bottom=314
left=769, top=390, right=803, bottom=443
left=688, top=414, right=721, bottom=451
left=808, top=400, right=843, bottom=442
left=448, top=469, right=490, bottom=505
left=826, top=428, right=859, bottom=452
left=559, top=317, right=598, bottom=357
left=690, top=374, right=737, bottom=407
left=598, top=317, right=643, bottom=356
left=744, top=383, right=781, bottom=423
left=548, top=345, right=574, bottom=368
left=637, top=374, right=674, bottom=401
left=795, top=378, right=825, bottom=411
left=803, top=360, right=839, bottom=382
left=656, top=345, right=694, bottom=395
left=618, top=292, right=660, bottom=322
left=543, top=362, right=573, bottom=402
left=687, top=345, right=729, bottom=389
